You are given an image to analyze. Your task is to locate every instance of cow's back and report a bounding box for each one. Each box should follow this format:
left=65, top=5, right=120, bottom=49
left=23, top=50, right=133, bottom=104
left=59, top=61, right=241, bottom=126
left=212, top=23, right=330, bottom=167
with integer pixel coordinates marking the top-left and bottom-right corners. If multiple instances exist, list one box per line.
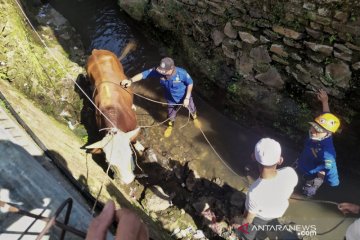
left=86, top=49, right=137, bottom=133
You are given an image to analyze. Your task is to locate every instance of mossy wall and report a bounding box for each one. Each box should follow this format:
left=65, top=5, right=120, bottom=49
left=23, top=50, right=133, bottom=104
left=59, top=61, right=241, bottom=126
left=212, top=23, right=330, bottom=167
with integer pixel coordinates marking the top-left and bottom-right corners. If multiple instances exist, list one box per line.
left=0, top=0, right=84, bottom=127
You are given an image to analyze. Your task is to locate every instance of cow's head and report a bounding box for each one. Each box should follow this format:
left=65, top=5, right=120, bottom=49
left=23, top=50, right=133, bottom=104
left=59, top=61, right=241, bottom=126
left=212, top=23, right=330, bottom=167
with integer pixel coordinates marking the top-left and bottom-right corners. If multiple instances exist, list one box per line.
left=85, top=127, right=140, bottom=184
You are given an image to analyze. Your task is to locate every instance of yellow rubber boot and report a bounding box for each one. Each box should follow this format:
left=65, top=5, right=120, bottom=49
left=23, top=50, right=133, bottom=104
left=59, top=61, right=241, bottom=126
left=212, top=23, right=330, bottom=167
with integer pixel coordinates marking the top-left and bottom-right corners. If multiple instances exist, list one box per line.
left=192, top=113, right=201, bottom=129
left=164, top=121, right=174, bottom=138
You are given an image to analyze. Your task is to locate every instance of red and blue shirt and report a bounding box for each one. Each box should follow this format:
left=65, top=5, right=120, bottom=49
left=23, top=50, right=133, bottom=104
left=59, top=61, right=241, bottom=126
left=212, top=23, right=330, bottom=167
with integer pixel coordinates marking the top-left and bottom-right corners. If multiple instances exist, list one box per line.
left=142, top=67, right=193, bottom=104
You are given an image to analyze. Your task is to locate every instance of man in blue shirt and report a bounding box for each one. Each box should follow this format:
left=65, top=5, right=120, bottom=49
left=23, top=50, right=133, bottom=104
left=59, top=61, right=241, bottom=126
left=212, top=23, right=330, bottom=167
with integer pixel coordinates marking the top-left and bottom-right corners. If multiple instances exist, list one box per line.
left=121, top=57, right=198, bottom=137
left=297, top=89, right=341, bottom=197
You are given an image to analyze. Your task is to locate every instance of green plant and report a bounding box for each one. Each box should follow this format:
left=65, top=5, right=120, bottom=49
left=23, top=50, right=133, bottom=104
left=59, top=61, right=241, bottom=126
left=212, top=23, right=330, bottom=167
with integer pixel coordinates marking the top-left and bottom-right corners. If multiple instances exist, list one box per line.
left=227, top=83, right=238, bottom=94
left=328, top=34, right=336, bottom=44
left=345, top=33, right=353, bottom=42
left=324, top=57, right=333, bottom=64
left=324, top=72, right=334, bottom=84
left=0, top=99, right=10, bottom=113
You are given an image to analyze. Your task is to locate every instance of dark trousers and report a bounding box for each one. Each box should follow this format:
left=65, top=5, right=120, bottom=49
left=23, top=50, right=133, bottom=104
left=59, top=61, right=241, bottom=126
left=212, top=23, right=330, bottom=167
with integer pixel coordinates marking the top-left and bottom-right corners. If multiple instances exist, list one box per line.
left=167, top=96, right=196, bottom=122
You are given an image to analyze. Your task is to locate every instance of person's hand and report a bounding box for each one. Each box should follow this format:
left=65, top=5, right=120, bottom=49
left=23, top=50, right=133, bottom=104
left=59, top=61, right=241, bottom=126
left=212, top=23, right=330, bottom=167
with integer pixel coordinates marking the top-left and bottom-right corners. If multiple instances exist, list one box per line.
left=317, top=89, right=328, bottom=103
left=338, top=203, right=360, bottom=215
left=121, top=79, right=132, bottom=88
left=183, top=98, right=190, bottom=108
left=86, top=201, right=115, bottom=240
left=86, top=200, right=149, bottom=240
left=317, top=171, right=325, bottom=178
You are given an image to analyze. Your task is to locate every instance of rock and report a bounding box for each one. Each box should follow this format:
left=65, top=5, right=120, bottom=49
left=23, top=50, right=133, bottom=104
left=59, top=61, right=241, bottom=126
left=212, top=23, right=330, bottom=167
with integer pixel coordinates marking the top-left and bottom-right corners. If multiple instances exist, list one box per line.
left=352, top=62, right=360, bottom=70
left=193, top=230, right=206, bottom=239
left=306, top=62, right=324, bottom=78
left=185, top=171, right=197, bottom=191
left=119, top=0, right=150, bottom=21
left=192, top=196, right=214, bottom=214
left=255, top=67, right=284, bottom=89
left=306, top=27, right=323, bottom=40
left=334, top=51, right=352, bottom=62
left=272, top=55, right=289, bottom=65
left=303, top=3, right=315, bottom=10
left=310, top=21, right=322, bottom=30
left=309, top=54, right=326, bottom=63
left=304, top=41, right=333, bottom=56
left=332, top=21, right=360, bottom=36
left=230, top=191, right=245, bottom=208
left=290, top=53, right=302, bottom=61
left=211, top=30, right=225, bottom=47
left=317, top=8, right=330, bottom=17
left=283, top=38, right=303, bottom=48
left=222, top=44, right=237, bottom=59
left=144, top=148, right=158, bottom=163
left=334, top=11, right=349, bottom=23
left=270, top=44, right=288, bottom=58
left=263, top=29, right=281, bottom=40
left=142, top=186, right=172, bottom=212
left=212, top=177, right=224, bottom=187
left=325, top=62, right=351, bottom=89
left=292, top=70, right=311, bottom=85
left=235, top=54, right=254, bottom=77
left=250, top=45, right=271, bottom=64
left=238, top=31, right=258, bottom=44
left=48, top=8, right=67, bottom=27
left=323, top=26, right=335, bottom=34
left=334, top=44, right=352, bottom=54
left=224, top=22, right=237, bottom=39
left=296, top=64, right=309, bottom=74
left=309, top=13, right=331, bottom=26
left=231, top=19, right=246, bottom=27
left=260, top=35, right=270, bottom=43
left=345, top=42, right=360, bottom=51
left=272, top=25, right=303, bottom=40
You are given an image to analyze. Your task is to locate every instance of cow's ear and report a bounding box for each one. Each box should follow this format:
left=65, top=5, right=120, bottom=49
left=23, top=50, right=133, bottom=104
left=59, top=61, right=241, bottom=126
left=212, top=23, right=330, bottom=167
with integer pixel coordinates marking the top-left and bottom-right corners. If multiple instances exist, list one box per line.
left=125, top=127, right=140, bottom=140
left=85, top=134, right=112, bottom=149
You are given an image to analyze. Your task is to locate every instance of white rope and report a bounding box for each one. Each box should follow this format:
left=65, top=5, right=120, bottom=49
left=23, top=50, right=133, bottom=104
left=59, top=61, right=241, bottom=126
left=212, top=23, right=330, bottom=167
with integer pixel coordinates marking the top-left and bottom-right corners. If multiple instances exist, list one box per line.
left=13, top=0, right=117, bottom=129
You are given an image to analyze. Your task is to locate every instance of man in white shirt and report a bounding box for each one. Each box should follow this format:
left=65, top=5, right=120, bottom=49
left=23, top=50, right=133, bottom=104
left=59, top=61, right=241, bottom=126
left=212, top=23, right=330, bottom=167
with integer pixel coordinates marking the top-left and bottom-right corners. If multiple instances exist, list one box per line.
left=338, top=202, right=360, bottom=240
left=238, top=138, right=298, bottom=240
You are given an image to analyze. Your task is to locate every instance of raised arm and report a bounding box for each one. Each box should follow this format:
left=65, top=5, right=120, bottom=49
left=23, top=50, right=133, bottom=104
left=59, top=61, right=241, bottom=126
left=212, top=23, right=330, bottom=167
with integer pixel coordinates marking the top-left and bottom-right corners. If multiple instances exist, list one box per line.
left=317, top=89, right=330, bottom=113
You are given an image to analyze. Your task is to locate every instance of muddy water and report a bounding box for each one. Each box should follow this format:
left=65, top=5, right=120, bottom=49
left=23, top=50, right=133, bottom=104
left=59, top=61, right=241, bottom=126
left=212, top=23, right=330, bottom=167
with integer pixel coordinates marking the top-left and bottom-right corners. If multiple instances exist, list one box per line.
left=48, top=0, right=360, bottom=239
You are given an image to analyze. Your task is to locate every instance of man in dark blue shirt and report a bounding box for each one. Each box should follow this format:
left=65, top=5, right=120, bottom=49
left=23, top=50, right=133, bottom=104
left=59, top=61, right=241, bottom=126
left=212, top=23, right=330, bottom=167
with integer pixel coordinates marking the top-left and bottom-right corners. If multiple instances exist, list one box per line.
left=121, top=57, right=198, bottom=137
left=297, top=89, right=341, bottom=197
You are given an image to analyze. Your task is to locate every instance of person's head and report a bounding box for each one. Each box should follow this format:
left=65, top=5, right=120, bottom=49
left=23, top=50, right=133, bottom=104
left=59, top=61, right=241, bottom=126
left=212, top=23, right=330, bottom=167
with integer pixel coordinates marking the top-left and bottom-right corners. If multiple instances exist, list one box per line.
left=156, top=57, right=175, bottom=76
left=309, top=113, right=340, bottom=141
left=254, top=138, right=283, bottom=170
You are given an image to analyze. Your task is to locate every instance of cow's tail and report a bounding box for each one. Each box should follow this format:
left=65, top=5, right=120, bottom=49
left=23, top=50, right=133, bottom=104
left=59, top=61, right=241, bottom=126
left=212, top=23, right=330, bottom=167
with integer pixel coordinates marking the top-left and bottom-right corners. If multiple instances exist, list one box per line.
left=119, top=40, right=137, bottom=62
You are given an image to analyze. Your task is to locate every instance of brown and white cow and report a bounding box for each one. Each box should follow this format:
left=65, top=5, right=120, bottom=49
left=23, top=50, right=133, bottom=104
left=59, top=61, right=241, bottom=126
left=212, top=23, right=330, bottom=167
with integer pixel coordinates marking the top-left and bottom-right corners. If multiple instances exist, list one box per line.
left=85, top=48, right=140, bottom=184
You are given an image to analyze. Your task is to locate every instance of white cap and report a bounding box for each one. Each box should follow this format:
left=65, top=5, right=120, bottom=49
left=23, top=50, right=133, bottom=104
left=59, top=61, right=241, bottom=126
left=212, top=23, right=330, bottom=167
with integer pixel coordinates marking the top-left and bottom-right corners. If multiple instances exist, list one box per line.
left=254, top=138, right=281, bottom=166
